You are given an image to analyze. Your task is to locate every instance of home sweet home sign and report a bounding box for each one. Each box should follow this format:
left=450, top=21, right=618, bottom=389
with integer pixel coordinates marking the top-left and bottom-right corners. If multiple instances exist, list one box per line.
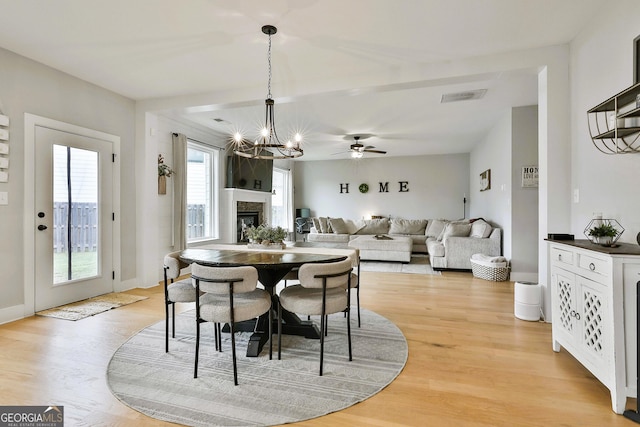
left=339, top=181, right=409, bottom=194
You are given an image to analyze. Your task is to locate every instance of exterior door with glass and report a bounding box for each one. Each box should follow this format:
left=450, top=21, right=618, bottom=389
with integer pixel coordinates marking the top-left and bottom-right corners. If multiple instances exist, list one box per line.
left=34, top=125, right=113, bottom=311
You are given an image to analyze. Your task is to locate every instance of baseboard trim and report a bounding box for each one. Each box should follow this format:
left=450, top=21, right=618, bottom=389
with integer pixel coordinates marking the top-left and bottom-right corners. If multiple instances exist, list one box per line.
left=114, top=278, right=140, bottom=292
left=0, top=304, right=27, bottom=325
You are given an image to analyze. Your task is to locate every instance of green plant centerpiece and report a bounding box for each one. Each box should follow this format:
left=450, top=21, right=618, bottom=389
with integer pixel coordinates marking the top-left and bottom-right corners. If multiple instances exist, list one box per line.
left=244, top=224, right=288, bottom=249
left=585, top=219, right=623, bottom=246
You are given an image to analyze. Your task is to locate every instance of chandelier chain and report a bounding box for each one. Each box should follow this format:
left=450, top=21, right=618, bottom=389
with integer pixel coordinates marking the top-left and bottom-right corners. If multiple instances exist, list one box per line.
left=267, top=32, right=272, bottom=99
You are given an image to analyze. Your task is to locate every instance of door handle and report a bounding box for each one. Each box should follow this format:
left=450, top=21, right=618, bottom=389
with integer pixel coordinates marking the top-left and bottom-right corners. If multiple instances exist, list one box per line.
left=37, top=224, right=47, bottom=231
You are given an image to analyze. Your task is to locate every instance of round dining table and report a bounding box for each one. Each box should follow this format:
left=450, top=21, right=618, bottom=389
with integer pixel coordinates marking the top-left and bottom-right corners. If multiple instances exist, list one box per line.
left=179, top=247, right=347, bottom=357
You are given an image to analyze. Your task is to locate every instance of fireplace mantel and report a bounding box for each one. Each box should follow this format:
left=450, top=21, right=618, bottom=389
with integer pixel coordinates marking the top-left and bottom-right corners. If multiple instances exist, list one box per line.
left=225, top=188, right=272, bottom=243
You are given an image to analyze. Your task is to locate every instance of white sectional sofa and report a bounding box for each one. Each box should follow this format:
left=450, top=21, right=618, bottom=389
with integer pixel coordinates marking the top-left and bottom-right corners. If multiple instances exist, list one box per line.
left=307, top=217, right=501, bottom=270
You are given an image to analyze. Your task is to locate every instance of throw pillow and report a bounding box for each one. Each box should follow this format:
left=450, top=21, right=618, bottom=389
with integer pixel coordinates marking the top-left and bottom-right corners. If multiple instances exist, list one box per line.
left=427, top=219, right=448, bottom=239
left=318, top=217, right=332, bottom=233
left=311, top=217, right=321, bottom=232
left=470, top=220, right=493, bottom=238
left=389, top=218, right=428, bottom=235
left=356, top=218, right=390, bottom=234
left=329, top=217, right=349, bottom=234
left=344, top=219, right=361, bottom=235
left=441, top=223, right=472, bottom=243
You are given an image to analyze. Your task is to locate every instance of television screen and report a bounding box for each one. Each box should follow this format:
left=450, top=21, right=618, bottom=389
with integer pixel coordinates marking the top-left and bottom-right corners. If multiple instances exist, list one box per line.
left=226, top=155, right=273, bottom=193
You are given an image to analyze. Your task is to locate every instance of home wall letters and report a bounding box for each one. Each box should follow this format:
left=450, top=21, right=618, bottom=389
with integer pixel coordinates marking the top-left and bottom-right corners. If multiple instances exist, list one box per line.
left=339, top=181, right=409, bottom=193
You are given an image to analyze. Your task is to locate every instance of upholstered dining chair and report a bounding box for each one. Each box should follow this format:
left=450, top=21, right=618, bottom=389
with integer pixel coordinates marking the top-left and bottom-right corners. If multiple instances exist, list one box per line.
left=277, top=258, right=353, bottom=376
left=191, top=263, right=272, bottom=385
left=163, top=251, right=198, bottom=353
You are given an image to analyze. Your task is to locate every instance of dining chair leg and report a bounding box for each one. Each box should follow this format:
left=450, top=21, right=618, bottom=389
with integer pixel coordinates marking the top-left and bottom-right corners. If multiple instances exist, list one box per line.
left=213, top=322, right=219, bottom=352
left=277, top=303, right=282, bottom=360
left=268, top=304, right=273, bottom=360
left=194, top=319, right=200, bottom=379
left=347, top=307, right=353, bottom=361
left=319, top=309, right=325, bottom=376
left=217, top=323, right=222, bottom=351
left=356, top=285, right=361, bottom=327
left=165, top=301, right=170, bottom=353
left=171, top=303, right=176, bottom=338
left=230, top=321, right=238, bottom=386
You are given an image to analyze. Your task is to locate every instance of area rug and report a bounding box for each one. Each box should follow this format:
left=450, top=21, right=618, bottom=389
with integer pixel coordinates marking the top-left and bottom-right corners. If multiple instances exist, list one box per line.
left=36, top=292, right=148, bottom=321
left=360, top=254, right=440, bottom=275
left=107, top=308, right=407, bottom=427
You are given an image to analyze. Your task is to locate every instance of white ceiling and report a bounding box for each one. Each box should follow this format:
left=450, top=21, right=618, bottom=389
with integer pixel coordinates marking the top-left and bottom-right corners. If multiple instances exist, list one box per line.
left=0, top=0, right=606, bottom=160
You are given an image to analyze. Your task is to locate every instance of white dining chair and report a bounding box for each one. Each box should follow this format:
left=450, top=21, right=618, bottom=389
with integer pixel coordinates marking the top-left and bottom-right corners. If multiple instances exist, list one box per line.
left=192, top=263, right=272, bottom=385
left=163, top=251, right=198, bottom=353
left=277, top=258, right=353, bottom=376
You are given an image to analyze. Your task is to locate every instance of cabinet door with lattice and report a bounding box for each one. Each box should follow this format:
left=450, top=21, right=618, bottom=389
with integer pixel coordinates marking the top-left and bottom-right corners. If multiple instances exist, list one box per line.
left=552, top=269, right=577, bottom=348
left=576, top=275, right=611, bottom=372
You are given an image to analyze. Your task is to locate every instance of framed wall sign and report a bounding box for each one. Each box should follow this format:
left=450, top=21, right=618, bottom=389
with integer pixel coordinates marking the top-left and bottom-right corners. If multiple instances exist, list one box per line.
left=521, top=165, right=539, bottom=188
left=480, top=169, right=491, bottom=192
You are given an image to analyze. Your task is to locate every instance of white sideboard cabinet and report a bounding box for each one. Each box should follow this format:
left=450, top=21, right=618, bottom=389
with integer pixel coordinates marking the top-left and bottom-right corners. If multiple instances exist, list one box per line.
left=548, top=239, right=640, bottom=414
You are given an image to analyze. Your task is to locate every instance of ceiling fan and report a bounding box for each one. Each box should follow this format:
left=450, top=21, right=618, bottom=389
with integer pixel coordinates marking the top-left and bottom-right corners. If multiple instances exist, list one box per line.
left=334, top=136, right=387, bottom=158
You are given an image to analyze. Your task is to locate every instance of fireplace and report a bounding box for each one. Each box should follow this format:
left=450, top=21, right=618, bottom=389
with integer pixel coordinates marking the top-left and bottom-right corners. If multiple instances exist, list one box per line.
left=237, top=211, right=260, bottom=242
left=225, top=188, right=270, bottom=243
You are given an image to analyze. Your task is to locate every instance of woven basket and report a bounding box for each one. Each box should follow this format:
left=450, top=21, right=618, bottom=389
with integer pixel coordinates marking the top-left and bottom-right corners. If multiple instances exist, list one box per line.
left=471, top=259, right=510, bottom=282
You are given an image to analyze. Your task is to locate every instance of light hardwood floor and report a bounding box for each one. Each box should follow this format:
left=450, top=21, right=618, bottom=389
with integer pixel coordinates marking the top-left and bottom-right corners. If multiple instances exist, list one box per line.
left=0, top=270, right=636, bottom=426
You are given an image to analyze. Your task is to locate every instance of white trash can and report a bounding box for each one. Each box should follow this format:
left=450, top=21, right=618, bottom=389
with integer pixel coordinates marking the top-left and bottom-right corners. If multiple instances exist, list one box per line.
left=514, top=281, right=541, bottom=321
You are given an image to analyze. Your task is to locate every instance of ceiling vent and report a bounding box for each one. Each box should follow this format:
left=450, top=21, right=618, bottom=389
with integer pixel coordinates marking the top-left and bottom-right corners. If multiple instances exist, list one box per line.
left=212, top=118, right=228, bottom=123
left=440, top=89, right=487, bottom=103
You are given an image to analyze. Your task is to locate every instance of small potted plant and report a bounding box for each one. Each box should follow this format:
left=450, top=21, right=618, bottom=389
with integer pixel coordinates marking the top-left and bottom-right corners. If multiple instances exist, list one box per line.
left=587, top=222, right=619, bottom=246
left=245, top=224, right=287, bottom=249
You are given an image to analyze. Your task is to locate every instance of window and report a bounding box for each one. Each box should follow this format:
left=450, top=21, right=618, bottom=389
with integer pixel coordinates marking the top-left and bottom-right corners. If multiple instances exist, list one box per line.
left=186, top=140, right=219, bottom=241
left=271, top=167, right=292, bottom=231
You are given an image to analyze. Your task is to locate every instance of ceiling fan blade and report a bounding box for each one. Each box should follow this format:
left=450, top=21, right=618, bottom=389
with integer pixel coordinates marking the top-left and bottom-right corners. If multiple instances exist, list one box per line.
left=364, top=149, right=387, bottom=154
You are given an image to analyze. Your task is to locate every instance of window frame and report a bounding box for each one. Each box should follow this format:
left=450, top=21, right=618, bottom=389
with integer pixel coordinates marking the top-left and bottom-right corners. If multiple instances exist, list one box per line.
left=271, top=166, right=293, bottom=232
left=186, top=139, right=220, bottom=243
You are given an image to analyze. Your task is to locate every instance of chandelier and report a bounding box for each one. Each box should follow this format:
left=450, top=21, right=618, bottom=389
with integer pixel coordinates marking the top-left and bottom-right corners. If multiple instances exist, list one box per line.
left=233, top=25, right=304, bottom=160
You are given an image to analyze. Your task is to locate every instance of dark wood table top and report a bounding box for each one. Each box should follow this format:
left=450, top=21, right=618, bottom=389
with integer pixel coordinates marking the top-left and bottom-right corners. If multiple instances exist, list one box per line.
left=179, top=248, right=347, bottom=270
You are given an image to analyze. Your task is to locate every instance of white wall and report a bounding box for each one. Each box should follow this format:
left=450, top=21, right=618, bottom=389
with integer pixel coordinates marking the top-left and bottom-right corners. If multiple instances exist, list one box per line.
left=470, top=110, right=512, bottom=245
left=511, top=106, right=539, bottom=279
left=570, top=0, right=640, bottom=242
left=294, top=154, right=469, bottom=221
left=470, top=106, right=538, bottom=281
left=0, top=47, right=135, bottom=318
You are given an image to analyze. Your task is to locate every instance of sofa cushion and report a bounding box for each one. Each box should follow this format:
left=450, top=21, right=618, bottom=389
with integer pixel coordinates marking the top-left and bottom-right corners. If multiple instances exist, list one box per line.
left=426, top=238, right=445, bottom=257
left=426, top=219, right=448, bottom=238
left=441, top=223, right=472, bottom=243
left=356, top=218, right=390, bottom=234
left=389, top=218, right=427, bottom=235
left=470, top=220, right=493, bottom=238
left=329, top=217, right=349, bottom=234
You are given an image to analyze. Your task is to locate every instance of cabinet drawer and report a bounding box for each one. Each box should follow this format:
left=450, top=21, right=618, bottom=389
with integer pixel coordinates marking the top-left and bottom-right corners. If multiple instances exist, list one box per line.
left=578, top=254, right=610, bottom=277
left=551, top=247, right=574, bottom=266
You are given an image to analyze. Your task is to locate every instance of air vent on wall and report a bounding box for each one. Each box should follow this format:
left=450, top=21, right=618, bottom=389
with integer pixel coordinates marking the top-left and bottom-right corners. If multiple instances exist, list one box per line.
left=440, top=89, right=487, bottom=103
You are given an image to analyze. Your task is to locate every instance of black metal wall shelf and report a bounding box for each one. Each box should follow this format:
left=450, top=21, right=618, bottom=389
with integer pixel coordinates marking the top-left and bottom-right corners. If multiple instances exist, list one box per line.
left=588, top=82, right=640, bottom=154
